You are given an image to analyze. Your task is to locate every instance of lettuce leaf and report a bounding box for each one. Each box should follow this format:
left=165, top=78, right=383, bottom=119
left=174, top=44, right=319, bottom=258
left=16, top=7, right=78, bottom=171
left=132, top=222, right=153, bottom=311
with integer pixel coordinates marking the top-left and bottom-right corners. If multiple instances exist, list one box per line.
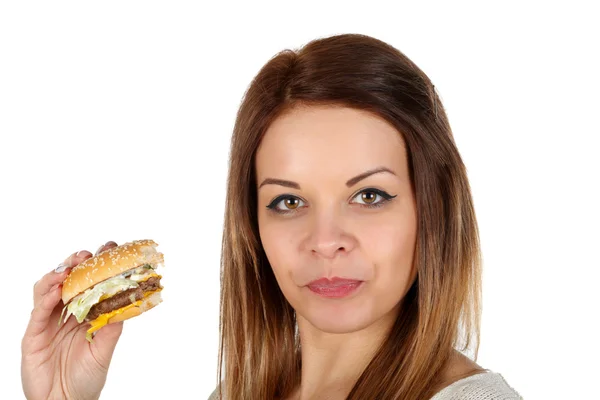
left=65, top=277, right=139, bottom=323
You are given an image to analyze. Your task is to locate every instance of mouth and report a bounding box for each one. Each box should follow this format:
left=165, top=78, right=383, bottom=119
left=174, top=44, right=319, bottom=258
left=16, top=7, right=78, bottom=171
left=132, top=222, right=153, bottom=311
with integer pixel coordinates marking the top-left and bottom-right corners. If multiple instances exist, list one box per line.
left=306, top=277, right=364, bottom=299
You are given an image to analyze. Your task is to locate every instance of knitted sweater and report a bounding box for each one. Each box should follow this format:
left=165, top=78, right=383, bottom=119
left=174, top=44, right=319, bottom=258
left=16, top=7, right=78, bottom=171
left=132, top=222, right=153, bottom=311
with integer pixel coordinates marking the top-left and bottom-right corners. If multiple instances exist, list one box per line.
left=207, top=371, right=522, bottom=399
left=430, top=371, right=522, bottom=399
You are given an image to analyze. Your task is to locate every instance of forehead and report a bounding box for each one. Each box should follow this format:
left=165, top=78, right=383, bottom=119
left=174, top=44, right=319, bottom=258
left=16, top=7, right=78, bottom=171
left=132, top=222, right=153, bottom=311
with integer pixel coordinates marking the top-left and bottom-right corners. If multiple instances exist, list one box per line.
left=256, top=106, right=408, bottom=177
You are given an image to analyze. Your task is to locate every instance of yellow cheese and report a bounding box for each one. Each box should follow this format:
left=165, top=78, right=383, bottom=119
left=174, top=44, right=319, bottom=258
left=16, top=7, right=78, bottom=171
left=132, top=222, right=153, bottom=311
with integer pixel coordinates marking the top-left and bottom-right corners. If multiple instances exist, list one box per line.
left=86, top=288, right=162, bottom=342
left=137, top=273, right=161, bottom=282
left=98, top=294, right=111, bottom=302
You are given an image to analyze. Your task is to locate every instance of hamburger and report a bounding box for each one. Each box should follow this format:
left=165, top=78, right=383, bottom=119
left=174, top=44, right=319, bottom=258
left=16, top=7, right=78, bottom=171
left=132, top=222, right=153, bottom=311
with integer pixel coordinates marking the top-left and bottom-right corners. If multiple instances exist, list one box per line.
left=60, top=239, right=164, bottom=342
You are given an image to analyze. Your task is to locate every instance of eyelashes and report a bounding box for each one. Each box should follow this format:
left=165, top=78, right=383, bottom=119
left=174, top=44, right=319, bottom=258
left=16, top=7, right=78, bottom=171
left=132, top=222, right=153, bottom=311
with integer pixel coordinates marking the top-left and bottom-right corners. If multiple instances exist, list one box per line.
left=266, top=188, right=397, bottom=215
left=267, top=195, right=306, bottom=213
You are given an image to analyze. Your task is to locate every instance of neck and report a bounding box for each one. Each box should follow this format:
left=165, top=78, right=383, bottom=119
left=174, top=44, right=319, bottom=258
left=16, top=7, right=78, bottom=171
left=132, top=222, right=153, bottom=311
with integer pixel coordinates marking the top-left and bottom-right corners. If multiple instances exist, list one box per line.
left=291, top=305, right=398, bottom=400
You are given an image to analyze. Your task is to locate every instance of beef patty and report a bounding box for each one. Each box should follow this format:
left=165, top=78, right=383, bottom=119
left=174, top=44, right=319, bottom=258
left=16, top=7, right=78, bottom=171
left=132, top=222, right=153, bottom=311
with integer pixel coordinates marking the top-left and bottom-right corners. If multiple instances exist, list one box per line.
left=85, top=276, right=162, bottom=321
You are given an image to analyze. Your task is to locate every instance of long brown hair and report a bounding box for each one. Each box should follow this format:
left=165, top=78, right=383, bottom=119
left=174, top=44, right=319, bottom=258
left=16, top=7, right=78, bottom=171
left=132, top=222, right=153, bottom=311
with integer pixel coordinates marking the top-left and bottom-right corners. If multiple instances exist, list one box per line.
left=217, top=33, right=482, bottom=400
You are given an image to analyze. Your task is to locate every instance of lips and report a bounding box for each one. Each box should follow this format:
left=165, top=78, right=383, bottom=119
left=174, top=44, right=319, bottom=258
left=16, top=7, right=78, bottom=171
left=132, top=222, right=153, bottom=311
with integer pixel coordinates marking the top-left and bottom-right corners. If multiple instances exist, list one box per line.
left=307, top=277, right=361, bottom=287
left=306, top=277, right=363, bottom=298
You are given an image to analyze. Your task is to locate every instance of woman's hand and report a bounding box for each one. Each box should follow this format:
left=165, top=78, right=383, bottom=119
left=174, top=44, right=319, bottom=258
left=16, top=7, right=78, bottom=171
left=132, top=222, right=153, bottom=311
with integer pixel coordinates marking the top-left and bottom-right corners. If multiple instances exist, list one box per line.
left=21, top=241, right=124, bottom=400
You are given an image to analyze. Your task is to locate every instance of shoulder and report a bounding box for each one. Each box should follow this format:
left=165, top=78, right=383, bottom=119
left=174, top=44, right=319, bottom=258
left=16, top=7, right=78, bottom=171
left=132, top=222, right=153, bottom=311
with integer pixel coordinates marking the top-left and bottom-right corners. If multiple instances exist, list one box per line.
left=207, top=387, right=220, bottom=400
left=430, top=371, right=523, bottom=400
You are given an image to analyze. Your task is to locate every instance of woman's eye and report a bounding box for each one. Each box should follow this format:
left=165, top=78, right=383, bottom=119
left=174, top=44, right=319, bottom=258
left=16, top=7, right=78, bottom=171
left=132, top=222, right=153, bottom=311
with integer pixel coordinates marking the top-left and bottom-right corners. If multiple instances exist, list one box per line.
left=358, top=191, right=379, bottom=204
left=351, top=189, right=396, bottom=207
left=266, top=189, right=395, bottom=213
left=267, top=196, right=305, bottom=212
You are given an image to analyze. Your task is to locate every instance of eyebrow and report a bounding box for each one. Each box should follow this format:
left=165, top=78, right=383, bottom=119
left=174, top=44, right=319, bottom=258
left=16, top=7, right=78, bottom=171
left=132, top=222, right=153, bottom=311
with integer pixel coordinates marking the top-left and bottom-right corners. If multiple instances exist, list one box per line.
left=258, top=167, right=396, bottom=190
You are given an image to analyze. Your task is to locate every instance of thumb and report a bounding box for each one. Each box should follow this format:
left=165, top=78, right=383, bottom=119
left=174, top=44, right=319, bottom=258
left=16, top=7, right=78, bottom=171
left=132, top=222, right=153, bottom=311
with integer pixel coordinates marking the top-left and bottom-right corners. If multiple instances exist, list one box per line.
left=89, top=322, right=124, bottom=368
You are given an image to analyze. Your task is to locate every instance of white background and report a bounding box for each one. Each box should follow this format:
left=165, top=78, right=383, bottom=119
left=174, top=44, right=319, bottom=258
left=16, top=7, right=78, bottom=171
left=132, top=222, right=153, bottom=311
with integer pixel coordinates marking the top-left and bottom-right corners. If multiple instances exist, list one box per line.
left=1, top=1, right=598, bottom=399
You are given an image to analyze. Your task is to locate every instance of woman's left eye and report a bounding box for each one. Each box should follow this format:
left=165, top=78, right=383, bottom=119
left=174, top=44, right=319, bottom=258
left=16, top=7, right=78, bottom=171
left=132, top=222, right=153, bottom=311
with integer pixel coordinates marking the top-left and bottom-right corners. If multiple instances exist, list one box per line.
left=266, top=195, right=306, bottom=213
left=351, top=189, right=396, bottom=207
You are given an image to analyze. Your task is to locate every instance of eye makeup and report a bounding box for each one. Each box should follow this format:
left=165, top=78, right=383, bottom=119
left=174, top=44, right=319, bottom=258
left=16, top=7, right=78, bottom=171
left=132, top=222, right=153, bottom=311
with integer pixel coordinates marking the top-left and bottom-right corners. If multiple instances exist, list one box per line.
left=265, top=187, right=397, bottom=215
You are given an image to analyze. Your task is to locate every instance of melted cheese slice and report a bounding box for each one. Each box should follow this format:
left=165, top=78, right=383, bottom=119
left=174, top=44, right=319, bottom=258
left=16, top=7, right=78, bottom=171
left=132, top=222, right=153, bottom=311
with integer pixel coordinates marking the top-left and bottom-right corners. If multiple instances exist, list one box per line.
left=136, top=273, right=161, bottom=282
left=86, top=288, right=162, bottom=342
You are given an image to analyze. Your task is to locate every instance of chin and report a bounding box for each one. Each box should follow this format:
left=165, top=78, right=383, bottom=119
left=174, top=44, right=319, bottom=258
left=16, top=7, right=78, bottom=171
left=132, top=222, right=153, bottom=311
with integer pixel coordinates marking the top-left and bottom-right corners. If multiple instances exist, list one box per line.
left=296, top=293, right=378, bottom=334
left=306, top=315, right=372, bottom=334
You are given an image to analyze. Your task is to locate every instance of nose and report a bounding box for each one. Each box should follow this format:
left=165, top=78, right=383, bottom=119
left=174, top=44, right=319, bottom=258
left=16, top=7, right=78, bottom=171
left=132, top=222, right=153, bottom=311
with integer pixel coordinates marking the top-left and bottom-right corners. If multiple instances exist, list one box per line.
left=305, top=209, right=356, bottom=259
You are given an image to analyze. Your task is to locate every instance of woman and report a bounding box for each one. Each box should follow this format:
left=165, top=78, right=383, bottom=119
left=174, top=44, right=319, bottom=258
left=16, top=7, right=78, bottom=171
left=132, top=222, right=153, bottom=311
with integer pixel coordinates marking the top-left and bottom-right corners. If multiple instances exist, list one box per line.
left=21, top=34, right=522, bottom=399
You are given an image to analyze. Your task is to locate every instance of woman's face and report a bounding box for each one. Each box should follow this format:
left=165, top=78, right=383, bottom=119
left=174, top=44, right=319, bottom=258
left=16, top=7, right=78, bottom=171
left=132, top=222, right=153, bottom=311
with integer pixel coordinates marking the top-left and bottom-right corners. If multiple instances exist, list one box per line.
left=256, top=105, right=418, bottom=334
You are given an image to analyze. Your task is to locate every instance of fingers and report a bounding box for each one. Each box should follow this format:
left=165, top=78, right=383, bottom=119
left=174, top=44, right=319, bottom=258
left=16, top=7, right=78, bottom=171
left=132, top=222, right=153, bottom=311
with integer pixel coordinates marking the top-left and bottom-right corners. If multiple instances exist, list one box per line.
left=33, top=251, right=93, bottom=306
left=89, top=322, right=124, bottom=369
left=95, top=241, right=118, bottom=256
left=26, top=251, right=93, bottom=340
left=25, top=242, right=117, bottom=344
left=25, top=283, right=64, bottom=340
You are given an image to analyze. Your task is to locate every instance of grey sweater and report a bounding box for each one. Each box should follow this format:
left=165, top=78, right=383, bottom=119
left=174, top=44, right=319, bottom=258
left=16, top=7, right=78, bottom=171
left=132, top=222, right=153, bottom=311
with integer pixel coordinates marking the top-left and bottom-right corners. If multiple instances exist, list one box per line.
left=207, top=371, right=522, bottom=399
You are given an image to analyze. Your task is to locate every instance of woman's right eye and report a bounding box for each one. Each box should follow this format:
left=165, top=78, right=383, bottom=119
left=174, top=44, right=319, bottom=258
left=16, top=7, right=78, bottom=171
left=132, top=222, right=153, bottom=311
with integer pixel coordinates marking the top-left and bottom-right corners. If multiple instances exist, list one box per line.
left=266, top=195, right=306, bottom=213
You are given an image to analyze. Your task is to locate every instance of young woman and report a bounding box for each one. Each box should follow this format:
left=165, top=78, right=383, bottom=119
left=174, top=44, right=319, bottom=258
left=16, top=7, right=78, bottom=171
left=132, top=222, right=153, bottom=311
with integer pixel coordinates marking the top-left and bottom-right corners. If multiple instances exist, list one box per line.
left=21, top=34, right=522, bottom=399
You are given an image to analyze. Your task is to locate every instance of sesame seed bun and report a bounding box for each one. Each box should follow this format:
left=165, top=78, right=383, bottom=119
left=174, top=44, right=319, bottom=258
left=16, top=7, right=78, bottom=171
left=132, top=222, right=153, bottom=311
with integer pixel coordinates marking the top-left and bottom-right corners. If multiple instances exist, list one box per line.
left=62, top=239, right=164, bottom=305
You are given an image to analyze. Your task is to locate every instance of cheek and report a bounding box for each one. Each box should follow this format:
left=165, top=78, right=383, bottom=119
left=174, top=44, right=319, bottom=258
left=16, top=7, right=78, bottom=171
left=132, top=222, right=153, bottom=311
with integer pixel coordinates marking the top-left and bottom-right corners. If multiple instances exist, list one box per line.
left=258, top=217, right=300, bottom=283
left=368, top=222, right=416, bottom=272
left=359, top=212, right=418, bottom=299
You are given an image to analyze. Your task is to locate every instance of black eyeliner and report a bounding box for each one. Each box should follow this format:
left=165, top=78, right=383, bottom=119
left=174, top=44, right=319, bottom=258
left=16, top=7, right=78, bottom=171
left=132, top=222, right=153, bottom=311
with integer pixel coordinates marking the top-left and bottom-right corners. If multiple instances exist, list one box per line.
left=352, top=188, right=397, bottom=209
left=359, top=188, right=397, bottom=201
left=266, top=194, right=296, bottom=210
left=266, top=188, right=396, bottom=214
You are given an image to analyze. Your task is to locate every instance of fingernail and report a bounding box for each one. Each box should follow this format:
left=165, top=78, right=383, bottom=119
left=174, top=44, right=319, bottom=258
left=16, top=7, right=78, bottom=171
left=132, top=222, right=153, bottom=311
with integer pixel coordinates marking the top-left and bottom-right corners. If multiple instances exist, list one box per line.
left=55, top=263, right=68, bottom=273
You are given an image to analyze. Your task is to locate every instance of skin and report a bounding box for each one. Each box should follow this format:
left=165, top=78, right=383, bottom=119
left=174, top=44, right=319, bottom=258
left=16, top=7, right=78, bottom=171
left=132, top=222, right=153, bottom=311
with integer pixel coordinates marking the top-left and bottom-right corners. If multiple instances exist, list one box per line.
left=256, top=105, right=483, bottom=399
left=21, top=241, right=123, bottom=400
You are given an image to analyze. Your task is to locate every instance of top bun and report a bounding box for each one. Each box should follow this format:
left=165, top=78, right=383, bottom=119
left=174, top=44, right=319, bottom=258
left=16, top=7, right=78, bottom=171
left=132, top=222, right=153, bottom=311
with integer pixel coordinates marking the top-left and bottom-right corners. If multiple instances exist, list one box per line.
left=62, top=239, right=164, bottom=304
